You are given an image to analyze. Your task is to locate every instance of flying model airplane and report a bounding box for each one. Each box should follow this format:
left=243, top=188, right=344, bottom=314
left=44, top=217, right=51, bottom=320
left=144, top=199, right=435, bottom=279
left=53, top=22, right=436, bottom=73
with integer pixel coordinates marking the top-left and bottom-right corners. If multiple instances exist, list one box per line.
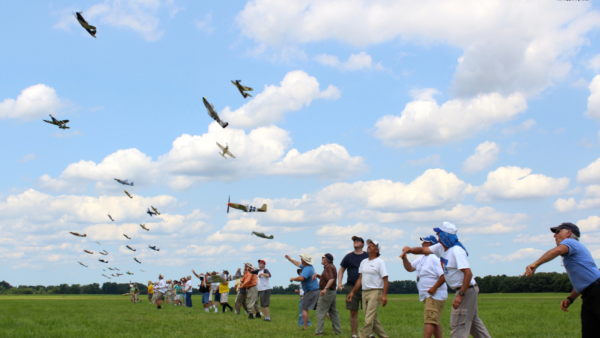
left=116, top=273, right=123, bottom=277
left=102, top=249, right=108, bottom=254
left=227, top=196, right=267, bottom=213
left=114, top=178, right=133, bottom=186
left=84, top=250, right=93, bottom=254
left=73, top=12, right=96, bottom=38
left=147, top=208, right=158, bottom=217
left=108, top=267, right=115, bottom=271
left=140, top=269, right=146, bottom=272
left=111, top=274, right=116, bottom=277
left=216, top=142, right=236, bottom=159
left=99, top=251, right=108, bottom=256
left=126, top=271, right=133, bottom=275
left=102, top=274, right=109, bottom=278
left=126, top=245, right=136, bottom=252
left=134, top=257, right=142, bottom=264
left=202, top=97, right=228, bottom=128
left=231, top=80, right=253, bottom=99
left=149, top=245, right=160, bottom=251
left=96, top=241, right=101, bottom=245
left=251, top=231, right=274, bottom=239
left=108, top=214, right=114, bottom=222
left=123, top=234, right=131, bottom=240
left=69, top=232, right=86, bottom=237
left=43, top=114, right=70, bottom=129
left=140, top=224, right=149, bottom=231
left=99, top=259, right=108, bottom=263
left=151, top=206, right=160, bottom=215
left=124, top=190, right=133, bottom=199
left=78, top=261, right=88, bottom=267
left=114, top=268, right=120, bottom=271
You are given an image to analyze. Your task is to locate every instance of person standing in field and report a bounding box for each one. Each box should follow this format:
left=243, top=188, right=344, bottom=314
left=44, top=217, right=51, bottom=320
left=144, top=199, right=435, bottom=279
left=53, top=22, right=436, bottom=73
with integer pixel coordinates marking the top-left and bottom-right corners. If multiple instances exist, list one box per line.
left=235, top=266, right=249, bottom=315
left=130, top=284, right=135, bottom=303
left=240, top=263, right=260, bottom=319
left=338, top=236, right=369, bottom=338
left=185, top=275, right=193, bottom=308
left=402, top=222, right=491, bottom=338
left=155, top=274, right=167, bottom=310
left=219, top=273, right=234, bottom=313
left=295, top=268, right=313, bottom=327
left=287, top=253, right=320, bottom=331
left=401, top=235, right=447, bottom=338
left=524, top=222, right=600, bottom=338
left=147, top=281, right=154, bottom=304
left=313, top=253, right=342, bottom=336
left=134, top=283, right=140, bottom=303
left=347, top=239, right=389, bottom=338
left=211, top=272, right=221, bottom=313
left=253, top=259, right=272, bottom=321
left=173, top=281, right=182, bottom=306
left=166, top=279, right=174, bottom=305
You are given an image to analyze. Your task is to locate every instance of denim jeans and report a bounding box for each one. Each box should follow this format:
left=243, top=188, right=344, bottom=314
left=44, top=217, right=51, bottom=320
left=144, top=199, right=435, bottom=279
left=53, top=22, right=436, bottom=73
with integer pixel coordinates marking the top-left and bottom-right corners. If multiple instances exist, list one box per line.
left=186, top=292, right=192, bottom=307
left=298, top=297, right=312, bottom=326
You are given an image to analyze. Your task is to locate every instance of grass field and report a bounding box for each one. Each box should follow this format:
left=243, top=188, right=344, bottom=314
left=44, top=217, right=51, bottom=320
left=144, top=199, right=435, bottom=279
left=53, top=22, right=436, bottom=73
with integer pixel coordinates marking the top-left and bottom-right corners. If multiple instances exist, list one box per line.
left=0, top=293, right=582, bottom=337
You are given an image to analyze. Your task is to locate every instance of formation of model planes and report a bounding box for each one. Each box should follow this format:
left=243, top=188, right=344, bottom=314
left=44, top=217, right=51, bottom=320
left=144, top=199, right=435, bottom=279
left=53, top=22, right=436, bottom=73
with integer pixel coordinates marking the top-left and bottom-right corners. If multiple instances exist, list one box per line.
left=251, top=231, right=274, bottom=239
left=74, top=12, right=96, bottom=38
left=227, top=196, right=267, bottom=213
left=43, top=114, right=70, bottom=129
left=216, top=142, right=236, bottom=159
left=203, top=97, right=228, bottom=128
left=231, top=80, right=253, bottom=99
left=114, top=178, right=133, bottom=186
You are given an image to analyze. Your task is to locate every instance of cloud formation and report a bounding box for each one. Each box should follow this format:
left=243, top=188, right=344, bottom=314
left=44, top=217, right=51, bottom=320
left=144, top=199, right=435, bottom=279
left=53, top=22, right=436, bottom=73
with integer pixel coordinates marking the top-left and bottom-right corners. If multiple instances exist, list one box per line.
left=314, top=52, right=384, bottom=72
left=0, top=84, right=67, bottom=120
left=462, top=141, right=500, bottom=174
left=476, top=166, right=569, bottom=201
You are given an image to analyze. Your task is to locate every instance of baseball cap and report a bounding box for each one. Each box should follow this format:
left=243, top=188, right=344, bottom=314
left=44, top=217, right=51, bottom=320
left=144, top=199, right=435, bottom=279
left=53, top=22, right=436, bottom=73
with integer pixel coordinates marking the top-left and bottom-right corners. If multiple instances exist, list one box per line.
left=433, top=221, right=458, bottom=235
left=351, top=236, right=365, bottom=243
left=420, top=235, right=438, bottom=244
left=366, top=239, right=380, bottom=250
left=258, top=259, right=266, bottom=265
left=322, top=253, right=334, bottom=261
left=550, top=222, right=580, bottom=237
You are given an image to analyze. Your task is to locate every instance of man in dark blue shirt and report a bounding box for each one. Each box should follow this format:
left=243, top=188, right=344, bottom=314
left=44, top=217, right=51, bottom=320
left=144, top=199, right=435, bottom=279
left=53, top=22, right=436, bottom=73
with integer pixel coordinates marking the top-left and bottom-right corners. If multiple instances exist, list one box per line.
left=525, top=222, right=600, bottom=338
left=338, top=236, right=369, bottom=338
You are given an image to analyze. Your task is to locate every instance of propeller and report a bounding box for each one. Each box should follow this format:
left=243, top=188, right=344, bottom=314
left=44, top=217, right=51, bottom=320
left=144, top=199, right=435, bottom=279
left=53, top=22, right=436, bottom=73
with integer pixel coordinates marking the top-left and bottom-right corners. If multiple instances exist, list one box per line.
left=227, top=195, right=230, bottom=214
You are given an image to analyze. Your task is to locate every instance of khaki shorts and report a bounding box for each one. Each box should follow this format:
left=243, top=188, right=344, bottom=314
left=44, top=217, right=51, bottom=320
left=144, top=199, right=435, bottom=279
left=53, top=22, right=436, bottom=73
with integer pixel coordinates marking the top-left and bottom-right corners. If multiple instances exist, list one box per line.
left=220, top=292, right=229, bottom=303
left=345, top=285, right=362, bottom=311
left=424, top=297, right=445, bottom=326
left=148, top=293, right=153, bottom=300
left=130, top=294, right=135, bottom=300
left=155, top=291, right=165, bottom=301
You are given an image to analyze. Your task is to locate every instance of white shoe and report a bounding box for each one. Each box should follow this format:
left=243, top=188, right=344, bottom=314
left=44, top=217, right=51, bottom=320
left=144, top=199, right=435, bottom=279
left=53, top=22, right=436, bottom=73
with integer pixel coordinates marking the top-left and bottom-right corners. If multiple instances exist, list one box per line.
left=214, top=308, right=218, bottom=313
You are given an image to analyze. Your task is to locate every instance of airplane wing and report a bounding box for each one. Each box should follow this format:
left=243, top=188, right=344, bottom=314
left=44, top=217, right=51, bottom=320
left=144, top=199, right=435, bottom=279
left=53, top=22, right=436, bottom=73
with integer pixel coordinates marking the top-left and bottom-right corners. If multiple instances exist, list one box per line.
left=216, top=142, right=225, bottom=151
left=225, top=150, right=236, bottom=158
left=61, top=120, right=70, bottom=123
left=242, top=86, right=253, bottom=91
left=43, top=120, right=55, bottom=125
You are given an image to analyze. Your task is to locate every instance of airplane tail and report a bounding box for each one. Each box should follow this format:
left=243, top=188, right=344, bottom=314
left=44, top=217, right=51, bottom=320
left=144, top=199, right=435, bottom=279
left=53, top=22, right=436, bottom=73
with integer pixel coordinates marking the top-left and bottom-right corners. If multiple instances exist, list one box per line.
left=221, top=152, right=227, bottom=159
left=220, top=121, right=229, bottom=128
left=131, top=182, right=134, bottom=186
left=257, top=204, right=267, bottom=212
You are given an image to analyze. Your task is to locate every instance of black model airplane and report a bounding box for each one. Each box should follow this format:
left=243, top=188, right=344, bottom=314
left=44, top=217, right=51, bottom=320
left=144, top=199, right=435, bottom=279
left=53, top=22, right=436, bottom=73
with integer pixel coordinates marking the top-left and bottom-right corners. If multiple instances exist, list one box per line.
left=134, top=257, right=142, bottom=264
left=43, top=114, right=70, bottom=129
left=147, top=208, right=158, bottom=217
left=231, top=80, right=253, bottom=99
left=99, top=259, right=108, bottom=263
left=73, top=12, right=96, bottom=38
left=149, top=245, right=160, bottom=251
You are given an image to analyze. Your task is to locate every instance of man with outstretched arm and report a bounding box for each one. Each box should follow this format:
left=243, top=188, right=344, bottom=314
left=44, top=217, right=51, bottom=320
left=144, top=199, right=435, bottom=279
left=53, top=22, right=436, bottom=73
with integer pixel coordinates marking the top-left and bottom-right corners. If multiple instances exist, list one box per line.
left=287, top=253, right=320, bottom=331
left=402, top=222, right=491, bottom=338
left=338, top=236, right=369, bottom=338
left=524, top=222, right=600, bottom=338
left=235, top=266, right=250, bottom=315
left=252, top=259, right=272, bottom=321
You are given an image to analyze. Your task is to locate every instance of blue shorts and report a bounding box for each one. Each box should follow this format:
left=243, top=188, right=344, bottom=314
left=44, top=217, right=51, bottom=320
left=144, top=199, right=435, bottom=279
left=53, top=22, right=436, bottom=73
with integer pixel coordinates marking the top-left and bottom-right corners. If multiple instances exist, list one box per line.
left=215, top=292, right=221, bottom=302
left=202, top=292, right=210, bottom=304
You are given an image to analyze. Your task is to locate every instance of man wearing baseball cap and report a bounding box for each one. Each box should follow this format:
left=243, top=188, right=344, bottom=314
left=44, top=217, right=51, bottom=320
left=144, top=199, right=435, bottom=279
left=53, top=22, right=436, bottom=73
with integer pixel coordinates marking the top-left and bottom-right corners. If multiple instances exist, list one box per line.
left=313, top=253, right=342, bottom=336
left=524, top=222, right=600, bottom=337
left=338, top=236, right=369, bottom=338
left=347, top=239, right=389, bottom=338
left=250, top=259, right=272, bottom=321
left=287, top=253, right=320, bottom=330
left=402, top=222, right=491, bottom=338
left=401, top=235, right=447, bottom=338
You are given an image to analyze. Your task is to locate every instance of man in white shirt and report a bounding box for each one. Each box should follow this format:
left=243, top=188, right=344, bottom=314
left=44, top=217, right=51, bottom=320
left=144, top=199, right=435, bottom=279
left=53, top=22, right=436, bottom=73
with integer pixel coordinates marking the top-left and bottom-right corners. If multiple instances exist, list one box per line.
left=347, top=239, right=389, bottom=338
left=401, top=235, right=447, bottom=338
left=402, top=222, right=491, bottom=338
left=154, top=274, right=167, bottom=310
left=255, top=259, right=272, bottom=321
left=185, top=275, right=193, bottom=308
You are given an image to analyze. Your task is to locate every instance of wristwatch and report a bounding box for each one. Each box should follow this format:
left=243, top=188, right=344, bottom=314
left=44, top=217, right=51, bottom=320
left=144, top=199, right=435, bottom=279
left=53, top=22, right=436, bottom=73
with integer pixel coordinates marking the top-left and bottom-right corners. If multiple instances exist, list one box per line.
left=458, top=291, right=465, bottom=297
left=567, top=296, right=575, bottom=304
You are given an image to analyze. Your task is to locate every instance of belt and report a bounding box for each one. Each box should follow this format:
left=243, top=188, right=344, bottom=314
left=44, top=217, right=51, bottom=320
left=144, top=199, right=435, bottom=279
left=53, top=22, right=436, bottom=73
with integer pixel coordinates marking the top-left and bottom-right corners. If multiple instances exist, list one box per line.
left=582, top=278, right=600, bottom=297
left=454, top=284, right=478, bottom=293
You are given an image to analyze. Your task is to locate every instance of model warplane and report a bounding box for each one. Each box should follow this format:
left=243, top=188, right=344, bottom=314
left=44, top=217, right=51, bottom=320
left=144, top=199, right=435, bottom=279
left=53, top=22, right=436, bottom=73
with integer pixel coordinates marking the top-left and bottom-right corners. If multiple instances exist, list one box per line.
left=149, top=245, right=160, bottom=251
left=69, top=232, right=86, bottom=237
left=126, top=245, right=136, bottom=252
left=114, top=178, right=133, bottom=186
left=203, top=97, right=228, bottom=128
left=96, top=241, right=101, bottom=245
left=43, top=114, right=70, bottom=129
left=102, top=274, right=109, bottom=278
left=84, top=250, right=93, bottom=254
left=251, top=231, right=274, bottom=239
left=114, top=267, right=120, bottom=271
left=73, top=12, right=96, bottom=38
left=116, top=273, right=123, bottom=277
left=126, top=271, right=133, bottom=275
left=140, top=224, right=149, bottom=231
left=102, top=249, right=108, bottom=255
left=123, top=234, right=131, bottom=240
left=78, top=261, right=88, bottom=267
left=99, top=259, right=108, bottom=263
left=140, top=269, right=146, bottom=272
left=134, top=257, right=142, bottom=264
left=147, top=208, right=158, bottom=217
left=99, top=251, right=108, bottom=255
left=216, top=142, right=236, bottom=159
left=124, top=190, right=133, bottom=199
left=108, top=214, right=114, bottom=222
left=151, top=206, right=160, bottom=215
left=108, top=267, right=115, bottom=271
left=111, top=274, right=116, bottom=277
left=227, top=196, right=267, bottom=213
left=231, top=80, right=253, bottom=99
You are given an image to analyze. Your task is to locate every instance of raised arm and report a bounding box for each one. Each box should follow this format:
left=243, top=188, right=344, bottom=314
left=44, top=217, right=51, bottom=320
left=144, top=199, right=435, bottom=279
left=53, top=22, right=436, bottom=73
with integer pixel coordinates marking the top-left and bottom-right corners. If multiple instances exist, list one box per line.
left=524, top=245, right=569, bottom=276
left=192, top=269, right=202, bottom=279
left=285, top=255, right=301, bottom=267
left=401, top=255, right=416, bottom=272
left=401, top=246, right=433, bottom=258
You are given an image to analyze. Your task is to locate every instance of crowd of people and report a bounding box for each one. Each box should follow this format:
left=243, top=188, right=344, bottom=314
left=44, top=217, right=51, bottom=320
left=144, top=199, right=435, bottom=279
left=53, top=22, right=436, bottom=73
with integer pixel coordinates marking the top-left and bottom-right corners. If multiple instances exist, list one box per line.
left=125, top=221, right=600, bottom=338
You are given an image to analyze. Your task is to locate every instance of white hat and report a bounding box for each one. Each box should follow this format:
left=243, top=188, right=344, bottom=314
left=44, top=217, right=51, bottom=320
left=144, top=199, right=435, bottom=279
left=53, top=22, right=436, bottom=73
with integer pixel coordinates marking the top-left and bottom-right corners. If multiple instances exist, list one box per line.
left=299, top=253, right=314, bottom=265
left=434, top=221, right=457, bottom=235
left=366, top=239, right=380, bottom=250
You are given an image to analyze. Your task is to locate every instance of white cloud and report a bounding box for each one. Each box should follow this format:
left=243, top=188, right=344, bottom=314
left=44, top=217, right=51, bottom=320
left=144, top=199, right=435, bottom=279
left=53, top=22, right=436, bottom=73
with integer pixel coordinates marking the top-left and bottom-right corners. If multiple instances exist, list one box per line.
left=577, top=185, right=600, bottom=210
left=578, top=215, right=600, bottom=232
left=589, top=54, right=600, bottom=72
left=314, top=52, right=384, bottom=72
left=195, top=11, right=213, bottom=33
left=553, top=198, right=576, bottom=213
left=221, top=70, right=340, bottom=128
left=374, top=92, right=527, bottom=148
left=577, top=157, right=600, bottom=184
left=513, top=233, right=554, bottom=244
left=483, top=248, right=544, bottom=263
left=462, top=223, right=520, bottom=235
left=462, top=141, right=500, bottom=174
left=585, top=75, right=600, bottom=121
left=476, top=166, right=569, bottom=201
left=501, top=118, right=536, bottom=135
left=0, top=84, right=67, bottom=120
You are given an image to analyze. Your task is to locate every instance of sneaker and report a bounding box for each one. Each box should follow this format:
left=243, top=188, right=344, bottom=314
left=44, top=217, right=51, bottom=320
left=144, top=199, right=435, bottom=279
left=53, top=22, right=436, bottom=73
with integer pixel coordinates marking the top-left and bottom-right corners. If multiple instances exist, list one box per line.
left=264, top=318, right=271, bottom=322
left=248, top=314, right=254, bottom=319
left=214, top=308, right=218, bottom=313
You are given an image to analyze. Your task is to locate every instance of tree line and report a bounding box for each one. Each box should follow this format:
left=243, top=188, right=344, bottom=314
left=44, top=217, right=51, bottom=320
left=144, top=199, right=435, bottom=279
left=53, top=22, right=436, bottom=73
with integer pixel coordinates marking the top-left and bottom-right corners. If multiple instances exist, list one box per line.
left=0, top=273, right=574, bottom=295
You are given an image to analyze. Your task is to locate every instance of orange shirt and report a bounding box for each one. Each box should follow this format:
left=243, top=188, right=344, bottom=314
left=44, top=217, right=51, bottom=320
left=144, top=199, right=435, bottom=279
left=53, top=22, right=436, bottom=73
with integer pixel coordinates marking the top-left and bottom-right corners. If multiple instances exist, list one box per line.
left=240, top=272, right=258, bottom=289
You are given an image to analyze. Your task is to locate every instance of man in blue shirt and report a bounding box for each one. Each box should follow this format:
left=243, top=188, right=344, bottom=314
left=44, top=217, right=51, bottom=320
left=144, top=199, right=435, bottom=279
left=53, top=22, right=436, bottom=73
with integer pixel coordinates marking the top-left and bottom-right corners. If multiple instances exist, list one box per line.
left=287, top=253, right=319, bottom=330
left=524, top=222, right=600, bottom=338
left=338, top=236, right=369, bottom=338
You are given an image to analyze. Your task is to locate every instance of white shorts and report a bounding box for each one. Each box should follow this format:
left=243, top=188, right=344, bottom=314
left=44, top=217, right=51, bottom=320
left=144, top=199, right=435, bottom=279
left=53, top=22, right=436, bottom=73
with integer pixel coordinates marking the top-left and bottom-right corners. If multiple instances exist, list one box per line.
left=175, top=295, right=181, bottom=301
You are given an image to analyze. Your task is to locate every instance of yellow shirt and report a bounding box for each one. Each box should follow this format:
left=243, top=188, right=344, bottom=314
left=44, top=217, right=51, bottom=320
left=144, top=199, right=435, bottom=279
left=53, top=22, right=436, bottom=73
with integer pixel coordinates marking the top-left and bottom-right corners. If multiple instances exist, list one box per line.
left=219, top=281, right=229, bottom=293
left=148, top=285, right=154, bottom=294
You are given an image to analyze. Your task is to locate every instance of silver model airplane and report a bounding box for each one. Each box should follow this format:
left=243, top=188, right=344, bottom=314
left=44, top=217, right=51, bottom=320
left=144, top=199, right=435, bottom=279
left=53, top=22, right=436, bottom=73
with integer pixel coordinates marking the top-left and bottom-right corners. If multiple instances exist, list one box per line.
left=126, top=245, right=136, bottom=252
left=149, top=245, right=160, bottom=251
left=114, top=267, right=120, bottom=271
left=78, top=261, right=88, bottom=267
left=102, top=274, right=109, bottom=278
left=116, top=273, right=123, bottom=277
left=231, top=80, right=253, bottom=99
left=216, top=142, right=236, bottom=159
left=140, top=269, right=146, bottom=272
left=227, top=196, right=267, bottom=213
left=96, top=241, right=101, bottom=245
left=203, top=97, right=228, bottom=128
left=43, top=114, right=70, bottom=129
left=108, top=214, right=114, bottom=222
left=74, top=12, right=96, bottom=38
left=114, top=178, right=134, bottom=186
left=251, top=231, right=274, bottom=239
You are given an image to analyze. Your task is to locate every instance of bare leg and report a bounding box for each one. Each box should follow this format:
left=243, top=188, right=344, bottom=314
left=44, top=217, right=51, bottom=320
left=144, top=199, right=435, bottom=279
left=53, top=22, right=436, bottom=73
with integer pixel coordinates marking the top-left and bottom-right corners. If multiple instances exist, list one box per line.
left=424, top=324, right=435, bottom=338
left=350, top=310, right=359, bottom=335
left=262, top=307, right=270, bottom=318
left=302, top=309, right=309, bottom=330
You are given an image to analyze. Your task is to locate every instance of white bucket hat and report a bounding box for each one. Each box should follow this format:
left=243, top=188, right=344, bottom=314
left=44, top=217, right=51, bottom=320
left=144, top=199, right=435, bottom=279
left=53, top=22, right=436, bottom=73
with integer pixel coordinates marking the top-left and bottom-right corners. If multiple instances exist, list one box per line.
left=299, top=253, right=314, bottom=265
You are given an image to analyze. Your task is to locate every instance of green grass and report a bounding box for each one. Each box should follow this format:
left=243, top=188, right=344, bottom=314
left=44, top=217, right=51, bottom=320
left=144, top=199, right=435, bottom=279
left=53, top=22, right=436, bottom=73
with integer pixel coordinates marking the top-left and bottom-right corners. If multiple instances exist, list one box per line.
left=0, top=293, right=582, bottom=337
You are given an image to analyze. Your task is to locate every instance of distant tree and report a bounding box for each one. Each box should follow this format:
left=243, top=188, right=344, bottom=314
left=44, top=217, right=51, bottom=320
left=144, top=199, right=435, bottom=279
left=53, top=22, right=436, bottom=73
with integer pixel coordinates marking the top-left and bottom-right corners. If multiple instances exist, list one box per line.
left=0, top=281, right=13, bottom=289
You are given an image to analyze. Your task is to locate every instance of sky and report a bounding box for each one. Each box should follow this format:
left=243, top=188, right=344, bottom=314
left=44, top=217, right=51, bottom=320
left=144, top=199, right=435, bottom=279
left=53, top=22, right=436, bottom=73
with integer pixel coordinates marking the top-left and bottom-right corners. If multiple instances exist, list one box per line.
left=1, top=0, right=600, bottom=288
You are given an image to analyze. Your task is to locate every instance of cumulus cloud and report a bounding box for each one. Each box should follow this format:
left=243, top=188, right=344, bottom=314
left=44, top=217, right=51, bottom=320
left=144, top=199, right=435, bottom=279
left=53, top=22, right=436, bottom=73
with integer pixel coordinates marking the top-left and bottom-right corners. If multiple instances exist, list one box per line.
left=585, top=75, right=600, bottom=121
left=374, top=92, right=527, bottom=148
left=578, top=215, right=600, bottom=232
left=221, top=70, right=340, bottom=128
left=314, top=52, right=384, bottom=72
left=462, top=223, right=520, bottom=235
left=0, top=84, right=68, bottom=120
left=577, top=157, right=600, bottom=184
left=462, top=141, right=500, bottom=174
left=483, top=248, right=544, bottom=263
left=513, top=233, right=554, bottom=244
left=553, top=197, right=576, bottom=213
left=476, top=166, right=569, bottom=201
left=316, top=222, right=403, bottom=249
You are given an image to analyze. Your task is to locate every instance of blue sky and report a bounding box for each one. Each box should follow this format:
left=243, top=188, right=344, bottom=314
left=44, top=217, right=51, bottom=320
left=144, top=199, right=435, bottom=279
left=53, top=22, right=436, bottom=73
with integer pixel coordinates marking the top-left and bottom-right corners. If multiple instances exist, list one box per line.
left=1, top=0, right=600, bottom=288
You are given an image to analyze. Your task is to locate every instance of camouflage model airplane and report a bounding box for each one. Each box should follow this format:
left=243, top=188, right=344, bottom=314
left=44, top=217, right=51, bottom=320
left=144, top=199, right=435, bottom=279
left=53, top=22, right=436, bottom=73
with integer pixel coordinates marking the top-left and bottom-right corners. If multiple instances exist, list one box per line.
left=84, top=250, right=93, bottom=254
left=78, top=261, right=88, bottom=267
left=43, top=114, right=70, bottom=129
left=227, top=196, right=267, bottom=213
left=140, top=224, right=149, bottom=231
left=116, top=273, right=123, bottom=277
left=134, top=257, right=142, bottom=264
left=216, top=142, right=236, bottom=159
left=99, top=259, right=108, bottom=263
left=124, top=190, right=133, bottom=199
left=151, top=206, right=160, bottom=215
left=108, top=214, right=115, bottom=222
left=111, top=274, right=116, bottom=277
left=108, top=267, right=115, bottom=271
left=147, top=208, right=158, bottom=217
left=126, top=271, right=133, bottom=275
left=251, top=231, right=274, bottom=239
left=203, top=97, right=228, bottom=128
left=99, top=251, right=108, bottom=256
left=126, top=245, right=136, bottom=252
left=123, top=234, right=131, bottom=240
left=114, top=178, right=133, bottom=186
left=231, top=80, right=253, bottom=99
left=149, top=245, right=159, bottom=251
left=69, top=232, right=86, bottom=237
left=74, top=12, right=96, bottom=38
